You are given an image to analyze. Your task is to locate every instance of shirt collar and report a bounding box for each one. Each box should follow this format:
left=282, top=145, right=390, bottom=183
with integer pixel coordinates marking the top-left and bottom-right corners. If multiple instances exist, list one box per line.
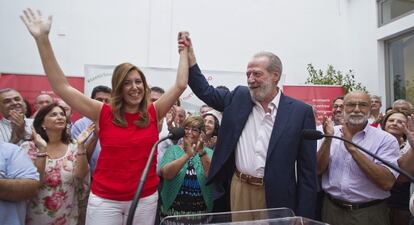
left=253, top=88, right=281, bottom=114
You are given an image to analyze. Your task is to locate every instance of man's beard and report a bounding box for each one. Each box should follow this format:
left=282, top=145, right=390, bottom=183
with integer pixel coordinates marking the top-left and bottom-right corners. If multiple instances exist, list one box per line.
left=344, top=112, right=369, bottom=125
left=249, top=80, right=273, bottom=102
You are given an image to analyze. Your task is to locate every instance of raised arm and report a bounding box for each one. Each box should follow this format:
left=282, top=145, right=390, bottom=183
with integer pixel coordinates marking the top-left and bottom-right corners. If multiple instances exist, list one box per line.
left=21, top=9, right=102, bottom=122
left=154, top=32, right=189, bottom=120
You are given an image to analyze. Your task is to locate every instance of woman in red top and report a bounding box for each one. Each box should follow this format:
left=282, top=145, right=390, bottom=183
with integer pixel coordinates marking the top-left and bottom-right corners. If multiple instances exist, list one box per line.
left=21, top=8, right=189, bottom=225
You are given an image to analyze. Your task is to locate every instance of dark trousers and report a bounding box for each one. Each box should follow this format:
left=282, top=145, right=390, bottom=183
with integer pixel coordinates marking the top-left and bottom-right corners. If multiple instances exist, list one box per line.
left=322, top=195, right=390, bottom=225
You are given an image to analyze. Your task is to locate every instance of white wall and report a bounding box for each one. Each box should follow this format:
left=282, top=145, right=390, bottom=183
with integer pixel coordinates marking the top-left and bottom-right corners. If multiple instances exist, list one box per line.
left=1, top=0, right=412, bottom=104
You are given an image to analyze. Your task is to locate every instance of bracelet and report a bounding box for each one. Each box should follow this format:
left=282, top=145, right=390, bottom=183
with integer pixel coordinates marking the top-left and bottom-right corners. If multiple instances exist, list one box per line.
left=198, top=151, right=207, bottom=157
left=76, top=152, right=87, bottom=156
left=36, top=152, right=48, bottom=158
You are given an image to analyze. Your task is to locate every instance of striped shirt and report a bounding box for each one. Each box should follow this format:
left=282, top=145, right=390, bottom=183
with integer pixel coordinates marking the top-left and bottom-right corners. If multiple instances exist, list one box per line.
left=0, top=118, right=33, bottom=144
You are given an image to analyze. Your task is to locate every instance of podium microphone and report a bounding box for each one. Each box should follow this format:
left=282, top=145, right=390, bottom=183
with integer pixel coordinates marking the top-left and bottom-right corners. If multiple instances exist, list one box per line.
left=301, top=129, right=414, bottom=183
left=126, top=127, right=185, bottom=225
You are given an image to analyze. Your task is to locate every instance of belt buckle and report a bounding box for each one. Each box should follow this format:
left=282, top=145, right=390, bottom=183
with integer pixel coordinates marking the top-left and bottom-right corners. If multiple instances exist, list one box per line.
left=247, top=176, right=264, bottom=186
left=238, top=172, right=248, bottom=183
left=343, top=203, right=357, bottom=211
left=251, top=179, right=264, bottom=186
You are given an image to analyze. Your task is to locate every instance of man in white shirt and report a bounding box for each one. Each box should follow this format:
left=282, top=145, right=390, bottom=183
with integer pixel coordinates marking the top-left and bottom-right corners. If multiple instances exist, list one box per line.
left=0, top=88, right=33, bottom=144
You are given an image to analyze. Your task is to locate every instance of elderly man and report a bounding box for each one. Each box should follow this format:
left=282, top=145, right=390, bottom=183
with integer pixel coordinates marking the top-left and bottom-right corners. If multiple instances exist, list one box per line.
left=369, top=95, right=382, bottom=125
left=0, top=141, right=40, bottom=225
left=34, top=93, right=53, bottom=111
left=181, top=33, right=317, bottom=219
left=0, top=88, right=33, bottom=144
left=31, top=93, right=53, bottom=118
left=317, top=91, right=400, bottom=225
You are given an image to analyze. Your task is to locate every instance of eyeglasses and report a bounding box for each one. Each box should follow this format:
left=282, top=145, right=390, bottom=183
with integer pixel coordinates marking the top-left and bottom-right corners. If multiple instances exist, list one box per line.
left=345, top=102, right=370, bottom=109
left=333, top=104, right=344, bottom=109
left=184, top=127, right=201, bottom=134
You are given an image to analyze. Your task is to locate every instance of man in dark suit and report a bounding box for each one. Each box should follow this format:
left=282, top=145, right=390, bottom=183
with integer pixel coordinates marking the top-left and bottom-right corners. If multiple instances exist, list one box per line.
left=179, top=33, right=317, bottom=219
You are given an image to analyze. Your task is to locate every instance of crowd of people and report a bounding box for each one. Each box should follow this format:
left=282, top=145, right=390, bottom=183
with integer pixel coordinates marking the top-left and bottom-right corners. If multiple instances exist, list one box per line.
left=0, top=8, right=413, bottom=225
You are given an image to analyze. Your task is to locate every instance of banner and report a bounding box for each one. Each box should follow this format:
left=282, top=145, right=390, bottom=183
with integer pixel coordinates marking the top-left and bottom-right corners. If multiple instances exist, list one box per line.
left=0, top=73, right=84, bottom=121
left=283, top=84, right=344, bottom=123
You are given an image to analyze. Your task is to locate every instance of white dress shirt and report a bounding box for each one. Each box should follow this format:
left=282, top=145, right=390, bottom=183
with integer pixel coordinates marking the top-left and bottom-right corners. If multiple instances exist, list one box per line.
left=235, top=90, right=281, bottom=178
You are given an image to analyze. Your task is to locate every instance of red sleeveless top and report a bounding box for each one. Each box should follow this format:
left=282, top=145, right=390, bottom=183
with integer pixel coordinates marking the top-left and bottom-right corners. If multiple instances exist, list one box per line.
left=91, top=103, right=159, bottom=201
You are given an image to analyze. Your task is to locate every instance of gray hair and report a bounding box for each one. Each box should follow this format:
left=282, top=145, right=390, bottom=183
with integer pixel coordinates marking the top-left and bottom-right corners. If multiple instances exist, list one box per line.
left=254, top=51, right=283, bottom=75
left=0, top=88, right=18, bottom=95
left=370, top=95, right=382, bottom=102
left=393, top=99, right=413, bottom=109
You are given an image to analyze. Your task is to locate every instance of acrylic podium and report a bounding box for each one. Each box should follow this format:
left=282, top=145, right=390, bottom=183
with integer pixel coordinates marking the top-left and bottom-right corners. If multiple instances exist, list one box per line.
left=160, top=208, right=329, bottom=225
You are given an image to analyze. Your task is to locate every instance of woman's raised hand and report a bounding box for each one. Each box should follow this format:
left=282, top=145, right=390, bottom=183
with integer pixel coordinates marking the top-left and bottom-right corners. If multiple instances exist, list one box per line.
left=32, top=127, right=47, bottom=151
left=20, top=8, right=52, bottom=38
left=402, top=114, right=414, bottom=148
left=77, top=123, right=96, bottom=145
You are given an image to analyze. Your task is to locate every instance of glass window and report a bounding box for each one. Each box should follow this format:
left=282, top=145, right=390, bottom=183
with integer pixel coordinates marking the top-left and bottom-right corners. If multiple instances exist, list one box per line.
left=386, top=31, right=414, bottom=104
left=378, top=0, right=414, bottom=26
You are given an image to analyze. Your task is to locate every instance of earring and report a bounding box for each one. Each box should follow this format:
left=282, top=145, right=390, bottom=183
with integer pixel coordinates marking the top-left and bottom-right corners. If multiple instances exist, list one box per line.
left=42, top=126, right=46, bottom=130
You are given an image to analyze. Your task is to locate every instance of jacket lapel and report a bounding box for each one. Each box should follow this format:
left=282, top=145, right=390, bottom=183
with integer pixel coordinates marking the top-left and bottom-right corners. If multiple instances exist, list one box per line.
left=266, top=94, right=293, bottom=159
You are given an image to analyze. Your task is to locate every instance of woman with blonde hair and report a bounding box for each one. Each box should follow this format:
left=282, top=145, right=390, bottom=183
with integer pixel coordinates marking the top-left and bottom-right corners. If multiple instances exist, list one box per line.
left=21, top=8, right=189, bottom=225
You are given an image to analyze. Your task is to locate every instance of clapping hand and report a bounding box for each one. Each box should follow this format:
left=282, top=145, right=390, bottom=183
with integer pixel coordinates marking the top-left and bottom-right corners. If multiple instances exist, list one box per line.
left=166, top=106, right=177, bottom=130
left=341, top=123, right=357, bottom=153
left=20, top=8, right=52, bottom=38
left=196, top=132, right=206, bottom=154
left=77, top=123, right=96, bottom=146
left=183, top=137, right=196, bottom=157
left=401, top=114, right=414, bottom=148
left=32, top=127, right=47, bottom=152
left=322, top=114, right=334, bottom=136
left=10, top=110, right=25, bottom=134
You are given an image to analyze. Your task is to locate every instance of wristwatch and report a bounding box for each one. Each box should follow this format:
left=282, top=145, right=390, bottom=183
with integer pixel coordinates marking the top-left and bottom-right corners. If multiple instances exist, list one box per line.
left=198, top=151, right=207, bottom=157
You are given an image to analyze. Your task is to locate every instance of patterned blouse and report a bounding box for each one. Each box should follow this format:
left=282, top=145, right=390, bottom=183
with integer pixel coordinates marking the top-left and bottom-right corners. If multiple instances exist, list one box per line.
left=21, top=141, right=85, bottom=225
left=160, top=145, right=213, bottom=224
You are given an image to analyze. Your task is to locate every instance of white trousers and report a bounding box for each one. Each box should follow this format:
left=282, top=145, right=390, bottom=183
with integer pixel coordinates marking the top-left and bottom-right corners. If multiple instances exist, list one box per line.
left=86, top=191, right=158, bottom=225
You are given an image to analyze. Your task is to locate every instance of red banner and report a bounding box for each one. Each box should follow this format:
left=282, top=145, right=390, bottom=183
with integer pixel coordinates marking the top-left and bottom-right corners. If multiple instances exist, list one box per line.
left=0, top=73, right=84, bottom=121
left=283, top=85, right=344, bottom=123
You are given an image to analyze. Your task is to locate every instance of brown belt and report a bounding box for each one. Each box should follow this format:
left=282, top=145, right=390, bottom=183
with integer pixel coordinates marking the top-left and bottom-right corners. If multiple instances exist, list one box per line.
left=327, top=194, right=384, bottom=211
left=235, top=169, right=264, bottom=186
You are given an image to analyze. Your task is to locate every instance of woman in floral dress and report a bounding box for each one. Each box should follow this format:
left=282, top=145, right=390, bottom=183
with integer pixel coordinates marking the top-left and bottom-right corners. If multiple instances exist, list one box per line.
left=21, top=103, right=91, bottom=225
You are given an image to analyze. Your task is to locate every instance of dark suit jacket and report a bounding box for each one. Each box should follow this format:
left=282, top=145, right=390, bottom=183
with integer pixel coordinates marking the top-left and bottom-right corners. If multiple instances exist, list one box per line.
left=188, top=64, right=317, bottom=219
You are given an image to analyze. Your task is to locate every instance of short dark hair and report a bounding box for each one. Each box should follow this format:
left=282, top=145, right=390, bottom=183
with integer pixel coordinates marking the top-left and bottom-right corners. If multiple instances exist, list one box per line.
left=33, top=102, right=72, bottom=144
left=91, top=85, right=112, bottom=99
left=332, top=96, right=344, bottom=104
left=150, top=86, right=165, bottom=94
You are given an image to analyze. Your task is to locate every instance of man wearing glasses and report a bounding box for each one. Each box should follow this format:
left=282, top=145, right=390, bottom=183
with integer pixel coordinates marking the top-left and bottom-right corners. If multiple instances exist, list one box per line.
left=317, top=90, right=400, bottom=225
left=332, top=96, right=344, bottom=126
